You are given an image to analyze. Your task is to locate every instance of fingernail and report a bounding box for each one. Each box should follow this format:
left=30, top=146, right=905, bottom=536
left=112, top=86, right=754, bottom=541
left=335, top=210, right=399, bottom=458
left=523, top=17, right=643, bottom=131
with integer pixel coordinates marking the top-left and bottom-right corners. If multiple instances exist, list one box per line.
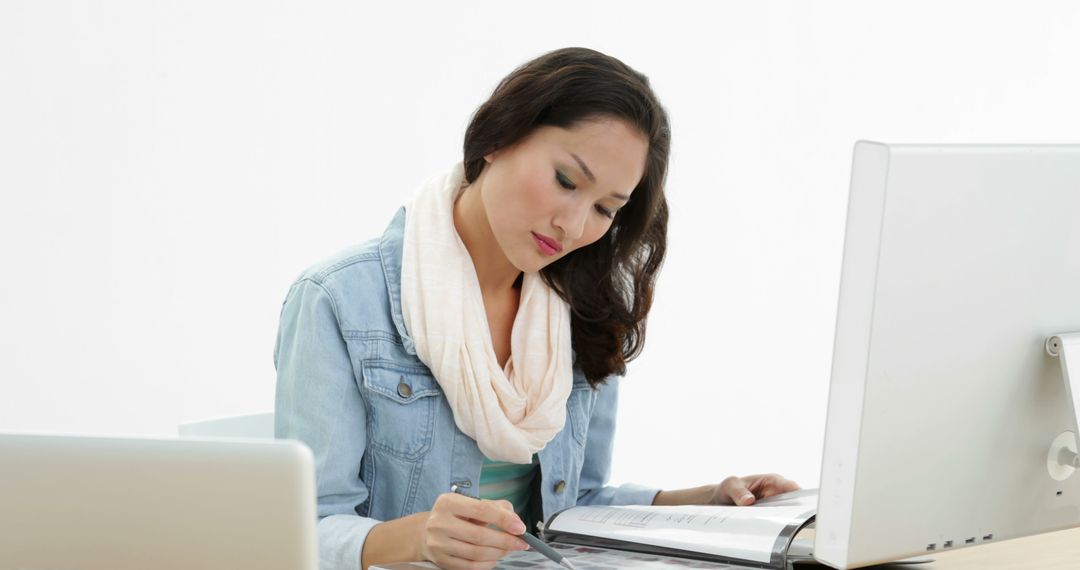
left=517, top=539, right=530, bottom=550
left=741, top=493, right=754, bottom=503
left=512, top=522, right=526, bottom=534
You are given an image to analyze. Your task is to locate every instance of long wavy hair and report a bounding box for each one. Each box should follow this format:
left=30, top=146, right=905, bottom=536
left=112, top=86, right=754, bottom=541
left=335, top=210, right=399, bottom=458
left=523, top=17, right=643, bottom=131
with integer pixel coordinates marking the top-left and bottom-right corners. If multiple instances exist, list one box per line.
left=462, top=47, right=671, bottom=388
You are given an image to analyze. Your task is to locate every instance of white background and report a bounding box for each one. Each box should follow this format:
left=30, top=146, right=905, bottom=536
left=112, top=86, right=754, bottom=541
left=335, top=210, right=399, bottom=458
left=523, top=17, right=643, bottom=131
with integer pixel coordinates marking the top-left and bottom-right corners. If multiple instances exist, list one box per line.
left=2, top=0, right=1078, bottom=493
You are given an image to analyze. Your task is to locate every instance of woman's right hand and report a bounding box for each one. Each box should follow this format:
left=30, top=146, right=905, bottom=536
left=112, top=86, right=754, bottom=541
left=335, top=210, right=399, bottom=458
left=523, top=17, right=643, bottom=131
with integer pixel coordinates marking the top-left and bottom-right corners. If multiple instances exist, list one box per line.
left=418, top=492, right=531, bottom=569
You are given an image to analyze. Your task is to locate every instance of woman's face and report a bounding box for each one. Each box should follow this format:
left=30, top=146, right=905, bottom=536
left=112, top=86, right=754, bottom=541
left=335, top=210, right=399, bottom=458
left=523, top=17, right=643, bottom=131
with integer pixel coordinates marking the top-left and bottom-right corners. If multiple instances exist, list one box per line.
left=477, top=117, right=649, bottom=273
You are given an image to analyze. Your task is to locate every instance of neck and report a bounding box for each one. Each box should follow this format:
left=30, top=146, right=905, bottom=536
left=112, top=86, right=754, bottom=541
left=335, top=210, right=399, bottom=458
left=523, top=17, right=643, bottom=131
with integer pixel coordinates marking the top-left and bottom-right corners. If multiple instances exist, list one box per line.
left=452, top=177, right=523, bottom=297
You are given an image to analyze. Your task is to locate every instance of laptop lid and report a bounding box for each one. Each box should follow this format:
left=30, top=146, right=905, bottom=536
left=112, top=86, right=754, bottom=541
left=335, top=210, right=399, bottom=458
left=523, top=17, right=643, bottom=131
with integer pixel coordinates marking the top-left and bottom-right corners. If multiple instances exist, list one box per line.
left=0, top=433, right=318, bottom=570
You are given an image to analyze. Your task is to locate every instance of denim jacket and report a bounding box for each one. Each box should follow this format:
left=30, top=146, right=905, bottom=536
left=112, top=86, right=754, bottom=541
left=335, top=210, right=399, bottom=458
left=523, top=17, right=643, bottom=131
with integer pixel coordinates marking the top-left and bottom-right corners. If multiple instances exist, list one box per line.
left=273, top=206, right=661, bottom=570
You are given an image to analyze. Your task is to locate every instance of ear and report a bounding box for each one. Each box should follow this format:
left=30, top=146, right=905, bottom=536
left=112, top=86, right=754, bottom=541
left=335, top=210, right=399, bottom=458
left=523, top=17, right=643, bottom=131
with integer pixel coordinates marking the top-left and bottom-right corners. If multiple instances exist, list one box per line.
left=483, top=149, right=499, bottom=164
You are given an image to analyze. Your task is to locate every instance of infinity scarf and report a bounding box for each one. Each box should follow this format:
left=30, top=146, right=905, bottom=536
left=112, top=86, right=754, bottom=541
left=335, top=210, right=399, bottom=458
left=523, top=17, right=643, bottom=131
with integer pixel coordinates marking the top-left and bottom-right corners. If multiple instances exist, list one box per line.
left=399, top=161, right=574, bottom=464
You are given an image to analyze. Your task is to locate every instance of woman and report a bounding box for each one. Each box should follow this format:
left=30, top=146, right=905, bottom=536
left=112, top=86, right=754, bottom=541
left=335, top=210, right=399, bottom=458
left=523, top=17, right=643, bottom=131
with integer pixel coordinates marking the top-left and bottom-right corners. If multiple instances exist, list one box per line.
left=274, top=47, right=800, bottom=570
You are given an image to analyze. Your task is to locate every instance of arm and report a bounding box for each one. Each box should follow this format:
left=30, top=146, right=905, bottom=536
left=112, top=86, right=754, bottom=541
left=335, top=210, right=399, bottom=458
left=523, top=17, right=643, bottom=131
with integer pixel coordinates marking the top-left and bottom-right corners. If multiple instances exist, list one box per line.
left=655, top=475, right=802, bottom=507
left=651, top=485, right=718, bottom=505
left=274, top=278, right=422, bottom=570
left=575, top=375, right=663, bottom=507
left=569, top=374, right=799, bottom=508
left=276, top=278, right=554, bottom=569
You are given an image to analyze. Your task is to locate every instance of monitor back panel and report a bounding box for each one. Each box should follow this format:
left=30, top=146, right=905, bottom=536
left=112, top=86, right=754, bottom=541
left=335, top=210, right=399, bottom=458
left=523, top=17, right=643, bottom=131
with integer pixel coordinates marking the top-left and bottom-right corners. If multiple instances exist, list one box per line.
left=816, top=142, right=1080, bottom=568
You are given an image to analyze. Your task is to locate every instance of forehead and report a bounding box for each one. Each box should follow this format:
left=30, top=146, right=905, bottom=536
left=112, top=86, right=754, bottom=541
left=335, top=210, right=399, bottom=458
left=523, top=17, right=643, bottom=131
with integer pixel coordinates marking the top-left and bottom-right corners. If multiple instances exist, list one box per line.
left=530, top=119, right=648, bottom=194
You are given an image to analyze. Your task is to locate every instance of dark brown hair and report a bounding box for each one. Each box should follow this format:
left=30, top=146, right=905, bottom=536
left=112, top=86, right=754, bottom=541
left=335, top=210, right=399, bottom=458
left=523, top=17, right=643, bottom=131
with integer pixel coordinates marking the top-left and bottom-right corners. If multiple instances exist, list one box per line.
left=462, top=47, right=671, bottom=388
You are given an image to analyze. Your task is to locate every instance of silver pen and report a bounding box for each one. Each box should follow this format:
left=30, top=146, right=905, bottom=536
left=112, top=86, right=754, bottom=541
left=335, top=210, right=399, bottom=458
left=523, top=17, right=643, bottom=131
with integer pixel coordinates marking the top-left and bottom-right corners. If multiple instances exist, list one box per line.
left=450, top=483, right=578, bottom=569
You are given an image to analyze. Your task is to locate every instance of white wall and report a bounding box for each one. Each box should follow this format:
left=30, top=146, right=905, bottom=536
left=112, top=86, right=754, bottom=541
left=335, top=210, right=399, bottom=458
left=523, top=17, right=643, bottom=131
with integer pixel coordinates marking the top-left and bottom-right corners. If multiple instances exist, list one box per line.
left=2, top=0, right=1078, bottom=493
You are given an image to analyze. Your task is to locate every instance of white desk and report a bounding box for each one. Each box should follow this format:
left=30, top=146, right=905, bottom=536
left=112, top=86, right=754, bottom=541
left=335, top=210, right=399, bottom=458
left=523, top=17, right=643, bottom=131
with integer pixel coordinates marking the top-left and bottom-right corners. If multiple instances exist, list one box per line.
left=921, top=525, right=1080, bottom=569
left=371, top=526, right=1080, bottom=569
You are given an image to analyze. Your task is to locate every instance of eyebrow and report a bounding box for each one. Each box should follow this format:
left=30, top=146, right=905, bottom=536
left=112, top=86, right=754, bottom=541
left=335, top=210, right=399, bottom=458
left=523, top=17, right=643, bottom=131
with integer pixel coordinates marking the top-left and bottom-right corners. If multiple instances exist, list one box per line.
left=570, top=152, right=631, bottom=202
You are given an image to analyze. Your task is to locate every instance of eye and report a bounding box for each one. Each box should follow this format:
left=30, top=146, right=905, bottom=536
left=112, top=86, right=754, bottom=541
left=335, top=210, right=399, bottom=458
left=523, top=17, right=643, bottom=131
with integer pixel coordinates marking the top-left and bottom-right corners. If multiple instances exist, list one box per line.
left=555, top=170, right=576, bottom=190
left=557, top=169, right=615, bottom=220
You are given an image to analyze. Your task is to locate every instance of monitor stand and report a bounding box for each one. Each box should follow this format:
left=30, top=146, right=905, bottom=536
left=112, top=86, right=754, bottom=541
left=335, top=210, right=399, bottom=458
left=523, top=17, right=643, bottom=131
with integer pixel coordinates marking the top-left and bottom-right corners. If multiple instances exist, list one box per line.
left=1046, top=333, right=1080, bottom=481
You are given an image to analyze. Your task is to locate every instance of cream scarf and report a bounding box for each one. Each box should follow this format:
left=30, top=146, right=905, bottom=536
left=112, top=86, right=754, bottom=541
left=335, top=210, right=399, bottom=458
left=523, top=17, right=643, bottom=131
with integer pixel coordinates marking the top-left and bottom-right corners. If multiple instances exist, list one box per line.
left=399, top=161, right=574, bottom=464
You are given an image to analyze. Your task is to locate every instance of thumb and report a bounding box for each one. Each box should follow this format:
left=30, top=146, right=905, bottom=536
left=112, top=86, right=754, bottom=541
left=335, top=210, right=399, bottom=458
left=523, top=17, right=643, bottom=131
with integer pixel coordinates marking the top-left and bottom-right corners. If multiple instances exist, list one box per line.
left=728, top=479, right=756, bottom=506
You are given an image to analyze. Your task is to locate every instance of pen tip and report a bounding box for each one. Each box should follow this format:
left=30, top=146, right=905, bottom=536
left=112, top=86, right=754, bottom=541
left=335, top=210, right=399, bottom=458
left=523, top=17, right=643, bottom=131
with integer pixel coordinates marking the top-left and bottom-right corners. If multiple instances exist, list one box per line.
left=560, top=560, right=578, bottom=570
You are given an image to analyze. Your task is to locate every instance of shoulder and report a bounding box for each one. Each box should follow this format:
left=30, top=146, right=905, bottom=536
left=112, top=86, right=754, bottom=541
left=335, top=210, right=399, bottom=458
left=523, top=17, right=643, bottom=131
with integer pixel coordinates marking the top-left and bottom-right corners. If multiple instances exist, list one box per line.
left=282, top=233, right=391, bottom=324
left=280, top=233, right=402, bottom=339
left=282, top=206, right=407, bottom=332
left=291, top=236, right=383, bottom=289
left=288, top=206, right=405, bottom=295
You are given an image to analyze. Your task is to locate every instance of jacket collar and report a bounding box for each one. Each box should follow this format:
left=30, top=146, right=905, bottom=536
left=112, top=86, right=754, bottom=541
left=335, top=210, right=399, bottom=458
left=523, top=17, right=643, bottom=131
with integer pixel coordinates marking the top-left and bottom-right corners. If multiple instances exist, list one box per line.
left=377, top=206, right=417, bottom=355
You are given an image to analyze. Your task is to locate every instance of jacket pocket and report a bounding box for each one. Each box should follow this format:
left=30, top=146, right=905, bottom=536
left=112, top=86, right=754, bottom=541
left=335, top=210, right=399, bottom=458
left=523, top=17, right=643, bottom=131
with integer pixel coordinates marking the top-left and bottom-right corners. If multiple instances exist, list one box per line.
left=360, top=359, right=442, bottom=461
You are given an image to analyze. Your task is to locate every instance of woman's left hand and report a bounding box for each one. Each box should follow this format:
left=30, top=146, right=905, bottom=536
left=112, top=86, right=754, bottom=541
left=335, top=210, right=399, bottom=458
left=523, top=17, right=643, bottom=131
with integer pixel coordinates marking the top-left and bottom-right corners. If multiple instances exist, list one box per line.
left=711, top=473, right=801, bottom=506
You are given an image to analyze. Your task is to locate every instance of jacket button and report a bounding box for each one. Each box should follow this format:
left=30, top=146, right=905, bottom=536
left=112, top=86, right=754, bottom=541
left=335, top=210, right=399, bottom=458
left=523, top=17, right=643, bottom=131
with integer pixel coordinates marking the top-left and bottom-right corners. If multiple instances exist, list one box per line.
left=397, top=376, right=412, bottom=398
left=553, top=480, right=566, bottom=494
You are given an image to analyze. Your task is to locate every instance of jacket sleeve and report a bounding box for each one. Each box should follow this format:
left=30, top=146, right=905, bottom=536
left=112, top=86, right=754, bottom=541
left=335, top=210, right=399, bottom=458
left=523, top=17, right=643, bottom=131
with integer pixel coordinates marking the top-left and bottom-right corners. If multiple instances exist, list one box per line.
left=273, top=277, right=378, bottom=570
left=575, top=375, right=662, bottom=507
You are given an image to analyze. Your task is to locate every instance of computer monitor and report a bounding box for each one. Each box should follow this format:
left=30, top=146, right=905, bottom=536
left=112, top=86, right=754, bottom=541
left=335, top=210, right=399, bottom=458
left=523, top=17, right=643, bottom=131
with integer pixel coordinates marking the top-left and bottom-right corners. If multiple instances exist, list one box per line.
left=815, top=142, right=1080, bottom=569
left=0, top=433, right=319, bottom=570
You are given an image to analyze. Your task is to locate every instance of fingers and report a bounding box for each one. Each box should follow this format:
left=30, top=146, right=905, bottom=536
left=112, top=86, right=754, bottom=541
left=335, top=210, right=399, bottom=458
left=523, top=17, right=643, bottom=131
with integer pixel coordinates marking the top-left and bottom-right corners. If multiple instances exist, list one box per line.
left=425, top=492, right=529, bottom=568
left=720, top=475, right=756, bottom=505
left=432, top=535, right=524, bottom=565
left=721, top=474, right=802, bottom=505
left=744, top=474, right=802, bottom=500
left=456, top=496, right=526, bottom=534
left=778, top=477, right=801, bottom=493
left=446, top=519, right=530, bottom=553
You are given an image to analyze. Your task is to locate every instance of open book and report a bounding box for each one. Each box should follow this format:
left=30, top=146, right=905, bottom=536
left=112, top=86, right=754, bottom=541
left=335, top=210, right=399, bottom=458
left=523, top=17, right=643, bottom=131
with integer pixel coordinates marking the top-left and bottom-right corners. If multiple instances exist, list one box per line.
left=535, top=488, right=819, bottom=569
left=373, top=489, right=937, bottom=569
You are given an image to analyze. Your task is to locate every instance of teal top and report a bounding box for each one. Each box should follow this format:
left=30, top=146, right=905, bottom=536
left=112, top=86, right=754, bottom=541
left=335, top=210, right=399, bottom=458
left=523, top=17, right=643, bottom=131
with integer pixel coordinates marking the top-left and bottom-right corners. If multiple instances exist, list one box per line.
left=478, top=453, right=540, bottom=520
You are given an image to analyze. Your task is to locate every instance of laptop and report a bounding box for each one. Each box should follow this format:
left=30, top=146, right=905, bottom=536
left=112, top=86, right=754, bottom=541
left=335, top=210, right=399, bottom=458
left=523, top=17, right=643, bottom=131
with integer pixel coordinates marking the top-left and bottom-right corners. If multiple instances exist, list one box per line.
left=0, top=432, right=318, bottom=570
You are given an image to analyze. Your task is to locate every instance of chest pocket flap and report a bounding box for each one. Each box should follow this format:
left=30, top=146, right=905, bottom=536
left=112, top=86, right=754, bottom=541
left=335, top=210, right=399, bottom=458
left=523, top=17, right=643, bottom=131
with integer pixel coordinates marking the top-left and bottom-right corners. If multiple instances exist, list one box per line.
left=360, top=359, right=443, bottom=460
left=361, top=360, right=442, bottom=402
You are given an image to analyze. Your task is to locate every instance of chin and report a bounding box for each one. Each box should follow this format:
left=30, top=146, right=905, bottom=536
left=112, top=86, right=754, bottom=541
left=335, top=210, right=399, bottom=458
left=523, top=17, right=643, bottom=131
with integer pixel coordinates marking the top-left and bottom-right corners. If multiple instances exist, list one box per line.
left=508, top=238, right=566, bottom=273
left=514, top=254, right=551, bottom=274
left=518, top=260, right=546, bottom=274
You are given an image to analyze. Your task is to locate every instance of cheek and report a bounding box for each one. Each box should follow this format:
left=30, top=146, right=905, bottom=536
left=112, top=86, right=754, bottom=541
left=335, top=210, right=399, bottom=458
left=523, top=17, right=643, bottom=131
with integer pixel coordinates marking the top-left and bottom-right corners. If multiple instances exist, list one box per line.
left=569, top=222, right=611, bottom=253
left=488, top=169, right=552, bottom=241
left=490, top=167, right=539, bottom=212
left=520, top=173, right=555, bottom=213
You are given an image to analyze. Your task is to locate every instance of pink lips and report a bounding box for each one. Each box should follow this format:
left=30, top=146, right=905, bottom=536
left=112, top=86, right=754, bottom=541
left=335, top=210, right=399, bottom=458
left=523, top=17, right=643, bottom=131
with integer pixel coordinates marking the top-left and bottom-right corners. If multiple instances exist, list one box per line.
left=532, top=232, right=562, bottom=256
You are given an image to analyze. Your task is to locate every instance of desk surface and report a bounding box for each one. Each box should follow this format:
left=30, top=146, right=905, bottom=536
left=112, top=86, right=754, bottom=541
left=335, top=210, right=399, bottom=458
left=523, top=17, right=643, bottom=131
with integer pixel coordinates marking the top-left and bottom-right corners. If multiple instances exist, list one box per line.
left=373, top=526, right=1080, bottom=569
left=918, top=525, right=1079, bottom=569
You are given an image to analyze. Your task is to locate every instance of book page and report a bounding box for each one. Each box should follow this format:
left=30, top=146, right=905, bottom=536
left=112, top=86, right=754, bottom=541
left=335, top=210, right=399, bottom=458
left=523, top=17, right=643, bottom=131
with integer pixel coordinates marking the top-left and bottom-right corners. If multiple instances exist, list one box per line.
left=545, top=489, right=817, bottom=565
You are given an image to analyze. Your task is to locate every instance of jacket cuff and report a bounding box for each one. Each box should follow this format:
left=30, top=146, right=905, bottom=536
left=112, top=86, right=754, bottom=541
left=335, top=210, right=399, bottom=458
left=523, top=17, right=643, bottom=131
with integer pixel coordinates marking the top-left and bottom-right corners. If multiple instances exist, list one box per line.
left=611, top=482, right=663, bottom=506
left=318, top=514, right=383, bottom=570
left=579, top=482, right=663, bottom=507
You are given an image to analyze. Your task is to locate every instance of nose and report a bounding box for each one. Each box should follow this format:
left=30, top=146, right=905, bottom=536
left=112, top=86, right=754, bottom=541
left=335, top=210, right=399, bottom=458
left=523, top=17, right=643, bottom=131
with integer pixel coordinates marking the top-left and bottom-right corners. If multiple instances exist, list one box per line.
left=553, top=198, right=591, bottom=245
